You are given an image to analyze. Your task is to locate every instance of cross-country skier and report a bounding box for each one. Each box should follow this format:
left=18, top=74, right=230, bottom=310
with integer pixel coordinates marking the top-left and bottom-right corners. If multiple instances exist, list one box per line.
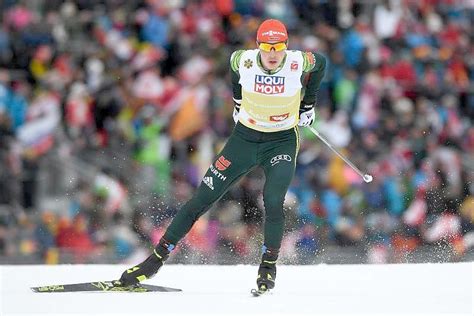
left=119, top=19, right=326, bottom=294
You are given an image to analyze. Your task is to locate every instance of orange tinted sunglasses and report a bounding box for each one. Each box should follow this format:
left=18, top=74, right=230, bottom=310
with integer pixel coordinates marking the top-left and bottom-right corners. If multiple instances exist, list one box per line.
left=258, top=42, right=287, bottom=52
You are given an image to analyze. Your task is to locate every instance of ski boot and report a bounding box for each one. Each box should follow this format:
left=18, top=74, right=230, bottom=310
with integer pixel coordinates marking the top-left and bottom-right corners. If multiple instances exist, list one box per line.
left=118, top=239, right=174, bottom=286
left=254, top=247, right=278, bottom=295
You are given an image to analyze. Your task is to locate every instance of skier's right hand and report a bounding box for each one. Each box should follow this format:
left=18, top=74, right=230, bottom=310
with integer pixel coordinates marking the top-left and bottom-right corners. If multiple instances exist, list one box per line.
left=233, top=108, right=240, bottom=123
left=233, top=100, right=241, bottom=123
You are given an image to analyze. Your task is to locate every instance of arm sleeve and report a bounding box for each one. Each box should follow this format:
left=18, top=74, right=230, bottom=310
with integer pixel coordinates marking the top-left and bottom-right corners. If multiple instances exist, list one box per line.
left=230, top=50, right=244, bottom=105
left=300, top=52, right=326, bottom=110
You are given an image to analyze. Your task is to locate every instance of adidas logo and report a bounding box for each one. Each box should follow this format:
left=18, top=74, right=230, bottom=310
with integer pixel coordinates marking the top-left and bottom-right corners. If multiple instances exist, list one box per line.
left=203, top=176, right=214, bottom=190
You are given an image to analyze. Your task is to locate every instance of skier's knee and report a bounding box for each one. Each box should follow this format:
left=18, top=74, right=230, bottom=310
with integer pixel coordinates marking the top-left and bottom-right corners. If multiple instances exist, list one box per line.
left=264, top=207, right=285, bottom=224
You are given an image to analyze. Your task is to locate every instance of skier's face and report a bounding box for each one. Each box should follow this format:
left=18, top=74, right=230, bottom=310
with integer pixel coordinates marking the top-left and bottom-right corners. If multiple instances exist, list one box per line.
left=258, top=41, right=287, bottom=70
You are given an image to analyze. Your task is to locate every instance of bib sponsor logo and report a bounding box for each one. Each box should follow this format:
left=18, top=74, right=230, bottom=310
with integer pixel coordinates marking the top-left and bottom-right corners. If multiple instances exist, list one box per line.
left=291, top=62, right=298, bottom=71
left=203, top=176, right=214, bottom=190
left=270, top=113, right=289, bottom=122
left=270, top=154, right=292, bottom=166
left=215, top=156, right=231, bottom=171
left=254, top=75, right=285, bottom=94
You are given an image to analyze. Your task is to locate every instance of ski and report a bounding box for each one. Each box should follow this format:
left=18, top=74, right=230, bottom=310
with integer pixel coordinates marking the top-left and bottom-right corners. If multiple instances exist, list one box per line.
left=250, top=286, right=270, bottom=297
left=31, top=280, right=182, bottom=293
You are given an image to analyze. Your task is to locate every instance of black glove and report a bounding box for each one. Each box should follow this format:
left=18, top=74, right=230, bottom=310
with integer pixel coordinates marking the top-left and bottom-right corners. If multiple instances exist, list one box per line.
left=299, top=101, right=314, bottom=115
left=298, top=102, right=315, bottom=127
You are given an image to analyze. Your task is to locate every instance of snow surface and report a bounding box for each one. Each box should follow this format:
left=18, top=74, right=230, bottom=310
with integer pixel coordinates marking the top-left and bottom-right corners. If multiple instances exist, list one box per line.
left=0, top=263, right=472, bottom=316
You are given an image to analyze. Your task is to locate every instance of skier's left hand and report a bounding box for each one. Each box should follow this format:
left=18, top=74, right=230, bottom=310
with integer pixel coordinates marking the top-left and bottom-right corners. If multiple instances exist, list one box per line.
left=298, top=108, right=315, bottom=127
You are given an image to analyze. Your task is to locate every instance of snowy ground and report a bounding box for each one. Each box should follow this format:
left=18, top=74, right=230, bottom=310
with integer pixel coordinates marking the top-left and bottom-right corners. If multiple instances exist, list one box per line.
left=0, top=263, right=472, bottom=316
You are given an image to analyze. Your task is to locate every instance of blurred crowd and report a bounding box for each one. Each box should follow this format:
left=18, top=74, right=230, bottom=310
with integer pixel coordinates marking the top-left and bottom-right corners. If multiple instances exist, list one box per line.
left=0, top=0, right=473, bottom=265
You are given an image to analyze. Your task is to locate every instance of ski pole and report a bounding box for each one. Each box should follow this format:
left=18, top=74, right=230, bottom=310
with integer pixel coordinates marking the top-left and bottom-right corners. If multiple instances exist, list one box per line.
left=307, top=126, right=373, bottom=183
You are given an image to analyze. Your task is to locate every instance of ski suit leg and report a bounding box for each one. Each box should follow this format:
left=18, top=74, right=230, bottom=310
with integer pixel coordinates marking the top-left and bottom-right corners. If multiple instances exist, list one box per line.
left=163, top=130, right=257, bottom=244
left=259, top=127, right=299, bottom=250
